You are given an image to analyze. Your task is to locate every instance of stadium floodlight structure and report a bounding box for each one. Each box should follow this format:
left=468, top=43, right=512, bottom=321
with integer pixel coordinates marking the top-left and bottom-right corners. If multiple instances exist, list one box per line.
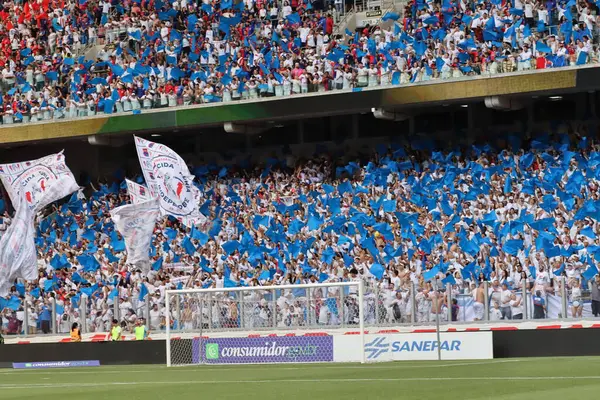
left=165, top=281, right=365, bottom=366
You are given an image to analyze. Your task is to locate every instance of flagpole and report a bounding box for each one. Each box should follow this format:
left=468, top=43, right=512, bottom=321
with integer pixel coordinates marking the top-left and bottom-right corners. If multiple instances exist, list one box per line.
left=435, top=277, right=441, bottom=362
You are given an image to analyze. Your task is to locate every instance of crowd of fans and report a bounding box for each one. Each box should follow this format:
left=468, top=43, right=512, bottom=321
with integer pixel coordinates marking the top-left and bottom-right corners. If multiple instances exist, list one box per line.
left=0, top=0, right=598, bottom=124
left=1, top=129, right=600, bottom=335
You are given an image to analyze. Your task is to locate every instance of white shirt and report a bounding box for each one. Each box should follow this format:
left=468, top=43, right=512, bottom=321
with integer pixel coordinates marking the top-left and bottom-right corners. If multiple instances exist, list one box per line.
left=510, top=297, right=523, bottom=316
left=500, top=289, right=512, bottom=308
left=490, top=308, right=503, bottom=320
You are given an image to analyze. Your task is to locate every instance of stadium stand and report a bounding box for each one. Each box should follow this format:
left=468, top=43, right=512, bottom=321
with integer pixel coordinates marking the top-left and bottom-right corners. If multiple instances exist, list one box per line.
left=1, top=126, right=600, bottom=335
left=0, top=0, right=597, bottom=124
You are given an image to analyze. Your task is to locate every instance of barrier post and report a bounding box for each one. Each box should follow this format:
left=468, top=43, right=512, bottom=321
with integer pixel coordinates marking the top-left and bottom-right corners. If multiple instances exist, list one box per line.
left=373, top=283, right=381, bottom=324
left=271, top=289, right=277, bottom=328
left=434, top=278, right=442, bottom=361
left=410, top=282, right=416, bottom=323
left=176, top=295, right=181, bottom=331
left=446, top=283, right=452, bottom=322
left=113, top=297, right=120, bottom=324
left=23, top=299, right=29, bottom=336
left=307, top=288, right=313, bottom=326
left=340, top=286, right=345, bottom=327
left=484, top=281, right=490, bottom=321
left=239, top=291, right=245, bottom=329
left=81, top=294, right=87, bottom=334
left=561, top=276, right=568, bottom=318
left=145, top=298, right=150, bottom=330
left=522, top=280, right=528, bottom=320
left=50, top=297, right=57, bottom=334
left=208, top=292, right=213, bottom=329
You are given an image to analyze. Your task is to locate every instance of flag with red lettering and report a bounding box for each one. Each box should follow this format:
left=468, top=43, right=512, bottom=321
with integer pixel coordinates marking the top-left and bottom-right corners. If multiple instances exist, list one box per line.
left=0, top=153, right=78, bottom=295
left=0, top=173, right=78, bottom=295
left=125, top=179, right=153, bottom=204
left=134, top=136, right=206, bottom=227
left=0, top=151, right=79, bottom=212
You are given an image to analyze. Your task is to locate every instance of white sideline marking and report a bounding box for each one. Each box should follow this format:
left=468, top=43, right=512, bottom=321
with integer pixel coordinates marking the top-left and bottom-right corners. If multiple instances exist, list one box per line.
left=0, top=375, right=599, bottom=389
left=0, top=359, right=519, bottom=375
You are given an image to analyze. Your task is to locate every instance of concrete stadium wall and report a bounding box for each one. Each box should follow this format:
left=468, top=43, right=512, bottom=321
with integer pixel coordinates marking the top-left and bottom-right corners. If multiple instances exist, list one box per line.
left=0, top=340, right=166, bottom=368
left=1, top=329, right=599, bottom=367
left=492, top=329, right=600, bottom=358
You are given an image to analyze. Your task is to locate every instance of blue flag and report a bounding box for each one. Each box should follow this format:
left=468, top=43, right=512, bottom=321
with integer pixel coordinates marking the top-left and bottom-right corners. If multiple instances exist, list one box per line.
left=382, top=12, right=400, bottom=21
left=182, top=237, right=196, bottom=256
left=442, top=274, right=456, bottom=285
left=582, top=264, right=599, bottom=281
left=576, top=51, right=588, bottom=65
left=423, top=267, right=440, bottom=282
left=152, top=257, right=164, bottom=271
left=286, top=13, right=301, bottom=24
left=503, top=239, right=523, bottom=256
left=108, top=287, right=119, bottom=300
left=370, top=263, right=385, bottom=279
left=139, top=283, right=149, bottom=301
left=222, top=240, right=240, bottom=255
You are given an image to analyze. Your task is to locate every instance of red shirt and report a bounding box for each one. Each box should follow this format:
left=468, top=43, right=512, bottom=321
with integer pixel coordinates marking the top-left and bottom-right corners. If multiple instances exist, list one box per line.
left=536, top=56, right=547, bottom=69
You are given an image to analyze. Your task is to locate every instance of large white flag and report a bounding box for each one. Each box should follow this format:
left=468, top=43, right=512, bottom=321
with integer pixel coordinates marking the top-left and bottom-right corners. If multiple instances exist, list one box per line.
left=134, top=136, right=206, bottom=227
left=0, top=194, right=36, bottom=296
left=0, top=151, right=79, bottom=212
left=0, top=153, right=79, bottom=296
left=111, top=199, right=160, bottom=272
left=126, top=179, right=152, bottom=204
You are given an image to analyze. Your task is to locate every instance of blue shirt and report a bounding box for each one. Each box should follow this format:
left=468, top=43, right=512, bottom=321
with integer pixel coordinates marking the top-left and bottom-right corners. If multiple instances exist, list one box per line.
left=40, top=306, right=51, bottom=321
left=533, top=295, right=545, bottom=307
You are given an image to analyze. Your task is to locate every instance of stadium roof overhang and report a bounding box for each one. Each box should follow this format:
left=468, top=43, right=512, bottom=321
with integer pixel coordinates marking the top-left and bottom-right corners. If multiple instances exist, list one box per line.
left=1, top=65, right=598, bottom=146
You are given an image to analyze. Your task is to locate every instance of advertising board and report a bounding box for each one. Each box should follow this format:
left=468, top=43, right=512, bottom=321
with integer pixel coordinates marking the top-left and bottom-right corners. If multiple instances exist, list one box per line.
left=193, top=336, right=334, bottom=364
left=334, top=332, right=493, bottom=362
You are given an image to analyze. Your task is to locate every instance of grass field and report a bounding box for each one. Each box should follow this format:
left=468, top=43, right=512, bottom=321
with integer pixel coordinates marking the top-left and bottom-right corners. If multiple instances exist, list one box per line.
left=1, top=357, right=599, bottom=399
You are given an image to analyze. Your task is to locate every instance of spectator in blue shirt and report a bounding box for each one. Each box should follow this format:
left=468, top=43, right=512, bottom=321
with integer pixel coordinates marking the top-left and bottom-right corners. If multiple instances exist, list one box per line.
left=39, top=305, right=52, bottom=334
left=533, top=290, right=546, bottom=319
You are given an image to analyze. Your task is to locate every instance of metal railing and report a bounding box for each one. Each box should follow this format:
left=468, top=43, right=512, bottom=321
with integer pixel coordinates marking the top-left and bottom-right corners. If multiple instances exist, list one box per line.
left=1, top=60, right=595, bottom=128
left=3, top=276, right=598, bottom=338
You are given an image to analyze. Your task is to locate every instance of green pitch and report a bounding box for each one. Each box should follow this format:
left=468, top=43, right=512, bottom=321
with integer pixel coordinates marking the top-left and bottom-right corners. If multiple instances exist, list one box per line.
left=1, top=357, right=599, bottom=400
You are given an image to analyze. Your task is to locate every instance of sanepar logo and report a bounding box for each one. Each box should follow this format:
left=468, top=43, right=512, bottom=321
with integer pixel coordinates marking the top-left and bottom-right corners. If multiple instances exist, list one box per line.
left=365, top=337, right=462, bottom=360
left=364, top=337, right=390, bottom=359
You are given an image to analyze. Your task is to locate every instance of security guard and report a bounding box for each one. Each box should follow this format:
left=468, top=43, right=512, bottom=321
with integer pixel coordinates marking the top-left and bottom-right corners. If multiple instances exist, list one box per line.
left=134, top=318, right=147, bottom=341
left=108, top=319, right=122, bottom=341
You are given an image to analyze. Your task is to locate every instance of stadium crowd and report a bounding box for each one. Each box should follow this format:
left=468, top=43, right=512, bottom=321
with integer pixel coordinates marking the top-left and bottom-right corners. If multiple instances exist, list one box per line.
left=0, top=0, right=598, bottom=124
left=1, top=130, right=600, bottom=335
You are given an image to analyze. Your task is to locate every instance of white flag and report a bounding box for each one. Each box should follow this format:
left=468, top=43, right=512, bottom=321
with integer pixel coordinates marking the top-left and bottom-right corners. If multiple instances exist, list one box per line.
left=125, top=179, right=153, bottom=205
left=111, top=199, right=160, bottom=272
left=134, top=136, right=206, bottom=227
left=0, top=151, right=79, bottom=212
left=0, top=154, right=78, bottom=295
left=0, top=194, right=36, bottom=296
